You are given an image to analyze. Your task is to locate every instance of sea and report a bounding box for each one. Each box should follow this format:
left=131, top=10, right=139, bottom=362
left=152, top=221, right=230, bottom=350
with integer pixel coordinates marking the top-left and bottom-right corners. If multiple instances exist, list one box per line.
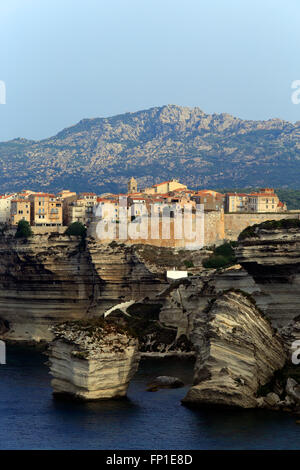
left=0, top=344, right=299, bottom=450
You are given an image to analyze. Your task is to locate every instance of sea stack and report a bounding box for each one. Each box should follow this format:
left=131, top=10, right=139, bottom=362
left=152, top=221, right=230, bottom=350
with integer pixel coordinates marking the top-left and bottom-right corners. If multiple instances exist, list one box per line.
left=48, top=318, right=140, bottom=400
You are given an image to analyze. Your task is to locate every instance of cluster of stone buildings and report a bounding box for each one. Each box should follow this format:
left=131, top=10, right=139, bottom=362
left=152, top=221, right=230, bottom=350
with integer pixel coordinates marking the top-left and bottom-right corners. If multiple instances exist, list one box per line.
left=124, top=178, right=286, bottom=217
left=225, top=188, right=286, bottom=213
left=0, top=178, right=287, bottom=229
left=0, top=190, right=97, bottom=227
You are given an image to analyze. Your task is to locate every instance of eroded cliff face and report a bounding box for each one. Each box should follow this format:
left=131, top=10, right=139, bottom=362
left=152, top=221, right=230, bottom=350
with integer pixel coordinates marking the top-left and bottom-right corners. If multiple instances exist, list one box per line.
left=183, top=290, right=287, bottom=408
left=48, top=319, right=140, bottom=400
left=158, top=225, right=300, bottom=353
left=235, top=227, right=300, bottom=348
left=154, top=267, right=258, bottom=346
left=0, top=234, right=97, bottom=342
left=0, top=235, right=166, bottom=342
left=1, top=225, right=300, bottom=361
left=87, top=240, right=166, bottom=315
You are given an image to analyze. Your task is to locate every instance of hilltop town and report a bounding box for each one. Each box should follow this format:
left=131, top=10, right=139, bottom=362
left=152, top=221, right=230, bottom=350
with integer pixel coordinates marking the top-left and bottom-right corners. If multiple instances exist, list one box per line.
left=0, top=178, right=288, bottom=230
left=0, top=177, right=296, bottom=248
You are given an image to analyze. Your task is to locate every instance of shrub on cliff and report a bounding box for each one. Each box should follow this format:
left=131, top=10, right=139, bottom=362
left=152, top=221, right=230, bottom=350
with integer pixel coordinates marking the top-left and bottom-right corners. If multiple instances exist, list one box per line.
left=65, top=222, right=87, bottom=238
left=15, top=220, right=33, bottom=238
left=203, top=242, right=237, bottom=269
left=238, top=218, right=300, bottom=240
left=184, top=260, right=194, bottom=268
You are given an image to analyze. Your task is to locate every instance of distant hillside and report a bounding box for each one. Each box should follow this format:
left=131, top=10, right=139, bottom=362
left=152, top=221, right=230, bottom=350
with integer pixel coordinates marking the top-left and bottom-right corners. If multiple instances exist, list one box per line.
left=1, top=104, right=300, bottom=194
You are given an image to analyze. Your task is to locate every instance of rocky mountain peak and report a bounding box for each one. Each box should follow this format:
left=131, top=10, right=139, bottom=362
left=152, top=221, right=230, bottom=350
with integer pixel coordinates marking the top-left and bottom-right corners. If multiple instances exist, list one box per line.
left=0, top=104, right=299, bottom=193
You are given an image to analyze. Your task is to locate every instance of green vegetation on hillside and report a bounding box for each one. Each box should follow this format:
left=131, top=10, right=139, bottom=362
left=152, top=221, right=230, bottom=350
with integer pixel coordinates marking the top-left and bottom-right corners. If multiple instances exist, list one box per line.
left=65, top=222, right=87, bottom=237
left=203, top=242, right=237, bottom=269
left=238, top=218, right=300, bottom=240
left=276, top=189, right=300, bottom=211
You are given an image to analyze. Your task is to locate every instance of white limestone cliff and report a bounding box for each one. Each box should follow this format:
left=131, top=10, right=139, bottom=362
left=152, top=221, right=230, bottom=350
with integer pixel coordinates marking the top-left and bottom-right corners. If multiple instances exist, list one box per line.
left=48, top=319, right=140, bottom=400
left=183, top=290, right=287, bottom=408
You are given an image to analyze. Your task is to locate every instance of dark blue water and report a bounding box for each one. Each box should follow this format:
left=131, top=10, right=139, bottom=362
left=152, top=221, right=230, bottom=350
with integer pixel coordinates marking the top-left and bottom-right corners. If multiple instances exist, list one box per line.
left=0, top=345, right=299, bottom=450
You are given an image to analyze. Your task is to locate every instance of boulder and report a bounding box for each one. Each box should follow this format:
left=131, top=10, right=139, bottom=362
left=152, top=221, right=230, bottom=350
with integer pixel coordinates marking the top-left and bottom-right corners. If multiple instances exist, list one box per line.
left=286, top=378, right=300, bottom=405
left=147, top=376, right=184, bottom=391
left=263, top=392, right=281, bottom=408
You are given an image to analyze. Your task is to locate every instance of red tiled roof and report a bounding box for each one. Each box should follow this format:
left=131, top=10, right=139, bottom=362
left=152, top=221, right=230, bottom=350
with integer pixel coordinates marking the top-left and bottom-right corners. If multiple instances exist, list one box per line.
left=0, top=194, right=12, bottom=199
left=152, top=181, right=170, bottom=187
left=32, top=193, right=56, bottom=197
left=97, top=198, right=117, bottom=203
left=249, top=193, right=276, bottom=197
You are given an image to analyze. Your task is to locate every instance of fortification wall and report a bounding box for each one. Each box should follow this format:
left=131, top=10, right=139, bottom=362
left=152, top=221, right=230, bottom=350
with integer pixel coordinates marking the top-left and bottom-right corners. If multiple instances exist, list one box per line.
left=203, top=210, right=224, bottom=246
left=88, top=211, right=300, bottom=248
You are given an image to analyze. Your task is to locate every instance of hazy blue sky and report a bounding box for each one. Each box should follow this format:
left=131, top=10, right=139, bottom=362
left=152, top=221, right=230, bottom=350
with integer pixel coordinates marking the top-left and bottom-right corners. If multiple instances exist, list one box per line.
left=0, top=0, right=299, bottom=141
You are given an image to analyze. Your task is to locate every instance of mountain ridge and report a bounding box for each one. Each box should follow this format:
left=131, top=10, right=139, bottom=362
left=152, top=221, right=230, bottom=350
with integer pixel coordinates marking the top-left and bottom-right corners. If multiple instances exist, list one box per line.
left=1, top=104, right=300, bottom=194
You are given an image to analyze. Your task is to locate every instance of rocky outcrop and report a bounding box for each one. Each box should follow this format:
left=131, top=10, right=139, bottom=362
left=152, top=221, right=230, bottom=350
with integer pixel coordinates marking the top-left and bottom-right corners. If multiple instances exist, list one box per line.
left=286, top=378, right=300, bottom=406
left=1, top=105, right=300, bottom=193
left=0, top=234, right=96, bottom=342
left=157, top=265, right=260, bottom=339
left=183, top=290, right=287, bottom=408
left=236, top=226, right=300, bottom=348
left=48, top=319, right=140, bottom=400
left=0, top=235, right=166, bottom=342
left=103, top=299, right=194, bottom=356
left=87, top=240, right=166, bottom=315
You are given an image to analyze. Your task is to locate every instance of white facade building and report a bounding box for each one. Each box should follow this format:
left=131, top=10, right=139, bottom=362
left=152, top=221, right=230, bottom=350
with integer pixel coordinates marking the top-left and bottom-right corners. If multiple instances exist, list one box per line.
left=0, top=195, right=15, bottom=223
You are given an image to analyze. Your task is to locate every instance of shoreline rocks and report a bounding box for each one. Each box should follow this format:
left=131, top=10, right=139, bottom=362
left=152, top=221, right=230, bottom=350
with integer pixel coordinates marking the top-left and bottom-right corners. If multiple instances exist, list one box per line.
left=48, top=319, right=140, bottom=401
left=147, top=376, right=184, bottom=392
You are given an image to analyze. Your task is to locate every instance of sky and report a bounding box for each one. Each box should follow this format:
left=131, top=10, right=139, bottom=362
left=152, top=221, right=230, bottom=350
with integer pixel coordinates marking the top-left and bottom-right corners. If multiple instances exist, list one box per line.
left=0, top=0, right=299, bottom=141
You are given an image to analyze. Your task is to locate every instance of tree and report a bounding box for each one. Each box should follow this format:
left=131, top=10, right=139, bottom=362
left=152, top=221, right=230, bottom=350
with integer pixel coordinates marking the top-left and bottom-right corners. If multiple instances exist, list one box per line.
left=65, top=222, right=87, bottom=238
left=15, top=220, right=33, bottom=238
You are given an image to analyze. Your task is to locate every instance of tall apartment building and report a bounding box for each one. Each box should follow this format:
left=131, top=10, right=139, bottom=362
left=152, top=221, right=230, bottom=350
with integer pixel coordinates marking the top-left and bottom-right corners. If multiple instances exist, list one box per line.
left=225, top=188, right=286, bottom=213
left=57, top=190, right=77, bottom=225
left=96, top=197, right=119, bottom=221
left=247, top=188, right=281, bottom=212
left=192, top=190, right=224, bottom=211
left=29, top=193, right=63, bottom=226
left=80, top=193, right=97, bottom=224
left=0, top=194, right=15, bottom=223
left=225, top=193, right=249, bottom=212
left=66, top=194, right=97, bottom=226
left=67, top=199, right=87, bottom=225
left=10, top=199, right=31, bottom=225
